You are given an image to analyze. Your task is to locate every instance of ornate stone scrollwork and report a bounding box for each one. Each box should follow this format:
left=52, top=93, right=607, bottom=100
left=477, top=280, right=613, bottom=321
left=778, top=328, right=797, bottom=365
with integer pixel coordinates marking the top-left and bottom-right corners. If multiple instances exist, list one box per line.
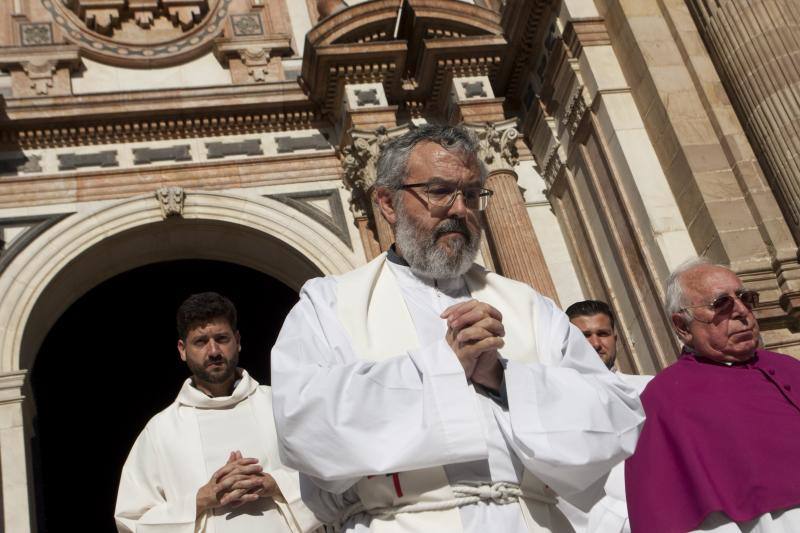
left=541, top=142, right=564, bottom=186
left=561, top=86, right=589, bottom=136
left=155, top=186, right=186, bottom=218
left=340, top=125, right=408, bottom=216
left=463, top=119, right=520, bottom=173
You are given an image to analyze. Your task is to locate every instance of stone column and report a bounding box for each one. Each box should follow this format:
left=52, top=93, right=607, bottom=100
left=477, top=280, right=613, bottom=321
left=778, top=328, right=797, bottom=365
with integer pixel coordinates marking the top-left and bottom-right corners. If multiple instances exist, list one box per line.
left=687, top=0, right=800, bottom=244
left=465, top=121, right=560, bottom=302
left=0, top=370, right=33, bottom=533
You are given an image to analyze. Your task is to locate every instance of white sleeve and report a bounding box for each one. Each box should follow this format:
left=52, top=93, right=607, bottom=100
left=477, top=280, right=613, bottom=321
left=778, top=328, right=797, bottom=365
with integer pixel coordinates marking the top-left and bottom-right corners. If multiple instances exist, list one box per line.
left=114, top=427, right=199, bottom=533
left=271, top=277, right=487, bottom=493
left=502, top=296, right=645, bottom=496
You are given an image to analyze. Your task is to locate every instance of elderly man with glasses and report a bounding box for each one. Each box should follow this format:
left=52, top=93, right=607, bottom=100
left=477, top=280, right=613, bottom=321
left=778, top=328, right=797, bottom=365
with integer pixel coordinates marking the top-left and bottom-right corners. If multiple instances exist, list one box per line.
left=270, top=124, right=644, bottom=532
left=626, top=258, right=800, bottom=532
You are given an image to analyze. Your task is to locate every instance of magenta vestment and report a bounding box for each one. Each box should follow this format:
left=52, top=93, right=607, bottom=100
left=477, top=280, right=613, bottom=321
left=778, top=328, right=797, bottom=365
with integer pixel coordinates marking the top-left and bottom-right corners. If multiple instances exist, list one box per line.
left=625, top=349, right=800, bottom=532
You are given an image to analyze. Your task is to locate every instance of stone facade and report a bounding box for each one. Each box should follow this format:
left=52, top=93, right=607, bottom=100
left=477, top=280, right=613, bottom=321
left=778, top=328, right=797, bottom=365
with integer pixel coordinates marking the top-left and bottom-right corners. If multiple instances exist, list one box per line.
left=1, top=0, right=800, bottom=529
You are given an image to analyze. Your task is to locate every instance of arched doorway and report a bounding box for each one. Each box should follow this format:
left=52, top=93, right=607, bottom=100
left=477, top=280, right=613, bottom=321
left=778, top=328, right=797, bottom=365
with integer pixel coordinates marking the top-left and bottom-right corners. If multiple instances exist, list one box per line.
left=30, top=259, right=298, bottom=532
left=0, top=190, right=362, bottom=532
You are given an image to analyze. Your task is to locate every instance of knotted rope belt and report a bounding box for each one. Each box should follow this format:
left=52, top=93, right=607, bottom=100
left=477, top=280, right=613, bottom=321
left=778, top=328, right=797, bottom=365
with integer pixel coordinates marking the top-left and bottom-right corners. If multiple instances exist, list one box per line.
left=335, top=481, right=558, bottom=530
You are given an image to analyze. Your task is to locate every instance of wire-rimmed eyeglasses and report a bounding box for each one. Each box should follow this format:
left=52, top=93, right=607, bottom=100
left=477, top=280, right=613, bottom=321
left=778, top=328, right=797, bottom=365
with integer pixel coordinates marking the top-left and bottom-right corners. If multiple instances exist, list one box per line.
left=399, top=180, right=494, bottom=211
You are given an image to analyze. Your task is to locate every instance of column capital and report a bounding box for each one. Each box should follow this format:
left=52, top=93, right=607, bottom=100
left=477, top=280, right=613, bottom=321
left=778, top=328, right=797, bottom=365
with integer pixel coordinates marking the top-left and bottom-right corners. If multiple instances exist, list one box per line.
left=340, top=125, right=409, bottom=216
left=463, top=119, right=520, bottom=174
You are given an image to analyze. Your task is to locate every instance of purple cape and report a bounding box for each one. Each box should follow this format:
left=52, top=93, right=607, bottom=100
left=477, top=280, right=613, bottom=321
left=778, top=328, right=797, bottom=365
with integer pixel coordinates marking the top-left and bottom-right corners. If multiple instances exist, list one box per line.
left=625, top=349, right=800, bottom=532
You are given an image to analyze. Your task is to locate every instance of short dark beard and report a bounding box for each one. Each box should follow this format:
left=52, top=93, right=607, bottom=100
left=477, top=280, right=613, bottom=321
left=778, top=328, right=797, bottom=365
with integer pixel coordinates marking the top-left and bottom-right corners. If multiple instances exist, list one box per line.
left=393, top=196, right=482, bottom=278
left=187, top=354, right=238, bottom=386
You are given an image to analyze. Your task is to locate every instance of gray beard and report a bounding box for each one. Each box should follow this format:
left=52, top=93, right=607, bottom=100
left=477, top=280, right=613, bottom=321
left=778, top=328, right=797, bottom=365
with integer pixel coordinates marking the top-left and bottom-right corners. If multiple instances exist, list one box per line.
left=394, top=201, right=482, bottom=279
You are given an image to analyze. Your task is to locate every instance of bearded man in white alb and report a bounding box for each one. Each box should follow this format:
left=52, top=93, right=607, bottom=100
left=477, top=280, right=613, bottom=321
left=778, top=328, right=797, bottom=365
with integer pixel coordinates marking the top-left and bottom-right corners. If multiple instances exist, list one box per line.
left=115, top=292, right=319, bottom=533
left=271, top=125, right=645, bottom=532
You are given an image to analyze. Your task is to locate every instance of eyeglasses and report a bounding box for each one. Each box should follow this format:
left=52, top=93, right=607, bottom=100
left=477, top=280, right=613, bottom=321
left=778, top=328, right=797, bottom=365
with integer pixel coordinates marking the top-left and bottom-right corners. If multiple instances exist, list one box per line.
left=680, top=289, right=759, bottom=318
left=399, top=181, right=494, bottom=211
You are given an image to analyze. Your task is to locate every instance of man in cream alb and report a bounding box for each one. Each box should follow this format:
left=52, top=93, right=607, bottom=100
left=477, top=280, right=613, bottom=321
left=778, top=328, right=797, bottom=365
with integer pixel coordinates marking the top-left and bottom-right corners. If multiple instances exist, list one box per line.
left=271, top=125, right=645, bottom=532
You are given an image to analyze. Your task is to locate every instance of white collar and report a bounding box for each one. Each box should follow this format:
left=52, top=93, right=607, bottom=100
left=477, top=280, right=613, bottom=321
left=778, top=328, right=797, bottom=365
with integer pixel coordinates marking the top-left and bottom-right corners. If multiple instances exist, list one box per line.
left=385, top=259, right=468, bottom=296
left=177, top=368, right=258, bottom=409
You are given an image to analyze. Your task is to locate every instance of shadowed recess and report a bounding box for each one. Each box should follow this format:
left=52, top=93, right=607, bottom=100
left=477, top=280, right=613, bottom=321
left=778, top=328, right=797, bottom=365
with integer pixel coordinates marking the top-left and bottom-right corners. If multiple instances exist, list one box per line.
left=30, top=259, right=298, bottom=533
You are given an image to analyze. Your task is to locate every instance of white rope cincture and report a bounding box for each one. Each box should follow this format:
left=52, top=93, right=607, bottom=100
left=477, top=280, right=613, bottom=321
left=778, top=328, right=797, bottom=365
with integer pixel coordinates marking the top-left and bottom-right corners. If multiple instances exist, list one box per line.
left=334, top=481, right=556, bottom=531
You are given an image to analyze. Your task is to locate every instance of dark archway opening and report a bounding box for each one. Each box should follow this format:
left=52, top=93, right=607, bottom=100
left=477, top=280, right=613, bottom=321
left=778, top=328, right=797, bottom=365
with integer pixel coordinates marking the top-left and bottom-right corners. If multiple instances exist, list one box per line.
left=30, top=259, right=299, bottom=532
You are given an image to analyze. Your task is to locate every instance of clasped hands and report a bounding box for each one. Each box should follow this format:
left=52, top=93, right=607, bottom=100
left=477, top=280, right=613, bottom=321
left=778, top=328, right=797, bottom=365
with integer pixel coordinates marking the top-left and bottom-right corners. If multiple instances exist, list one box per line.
left=196, top=451, right=282, bottom=515
left=442, top=299, right=505, bottom=392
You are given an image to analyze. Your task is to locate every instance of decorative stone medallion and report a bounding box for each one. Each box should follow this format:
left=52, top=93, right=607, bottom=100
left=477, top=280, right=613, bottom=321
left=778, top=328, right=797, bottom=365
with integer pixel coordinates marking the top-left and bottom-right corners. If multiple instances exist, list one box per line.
left=231, top=14, right=263, bottom=36
left=20, top=23, right=54, bottom=46
left=43, top=0, right=232, bottom=66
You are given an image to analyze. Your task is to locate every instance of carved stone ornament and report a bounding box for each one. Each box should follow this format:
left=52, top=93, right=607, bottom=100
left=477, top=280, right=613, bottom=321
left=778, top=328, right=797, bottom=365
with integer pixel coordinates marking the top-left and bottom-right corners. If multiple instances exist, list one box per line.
left=213, top=37, right=292, bottom=84
left=42, top=0, right=230, bottom=67
left=23, top=59, right=58, bottom=95
left=542, top=142, right=564, bottom=186
left=20, top=23, right=54, bottom=46
left=240, top=47, right=272, bottom=82
left=231, top=13, right=263, bottom=36
left=340, top=125, right=409, bottom=216
left=561, top=86, right=589, bottom=136
left=463, top=119, right=520, bottom=173
left=0, top=45, right=81, bottom=97
left=155, top=186, right=186, bottom=218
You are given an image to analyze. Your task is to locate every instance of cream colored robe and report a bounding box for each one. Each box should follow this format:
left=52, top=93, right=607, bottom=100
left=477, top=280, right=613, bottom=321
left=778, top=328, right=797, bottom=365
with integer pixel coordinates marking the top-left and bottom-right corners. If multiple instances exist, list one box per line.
left=272, top=254, right=645, bottom=532
left=114, top=370, right=319, bottom=533
left=585, top=372, right=653, bottom=533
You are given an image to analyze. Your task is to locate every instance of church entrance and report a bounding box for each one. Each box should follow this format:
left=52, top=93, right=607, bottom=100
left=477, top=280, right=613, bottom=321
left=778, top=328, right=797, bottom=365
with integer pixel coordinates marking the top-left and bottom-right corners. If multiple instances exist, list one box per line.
left=29, top=259, right=298, bottom=532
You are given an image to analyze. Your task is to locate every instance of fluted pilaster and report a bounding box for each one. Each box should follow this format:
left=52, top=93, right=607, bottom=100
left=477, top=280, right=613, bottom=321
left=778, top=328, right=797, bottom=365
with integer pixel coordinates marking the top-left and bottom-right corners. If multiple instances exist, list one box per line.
left=464, top=121, right=559, bottom=302
left=688, top=0, right=800, bottom=242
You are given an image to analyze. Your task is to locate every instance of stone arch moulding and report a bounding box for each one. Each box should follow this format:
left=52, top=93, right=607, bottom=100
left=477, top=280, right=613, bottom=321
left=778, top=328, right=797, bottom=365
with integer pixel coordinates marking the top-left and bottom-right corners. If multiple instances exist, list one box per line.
left=0, top=189, right=361, bottom=374
left=43, top=0, right=233, bottom=67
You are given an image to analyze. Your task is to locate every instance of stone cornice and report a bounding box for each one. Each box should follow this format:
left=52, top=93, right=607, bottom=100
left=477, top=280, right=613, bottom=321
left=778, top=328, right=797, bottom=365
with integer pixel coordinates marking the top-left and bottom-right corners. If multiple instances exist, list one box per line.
left=302, top=0, right=506, bottom=113
left=0, top=45, right=82, bottom=68
left=213, top=35, right=294, bottom=62
left=496, top=0, right=551, bottom=99
left=301, top=41, right=407, bottom=109
left=1, top=80, right=308, bottom=121
left=1, top=82, right=321, bottom=149
left=0, top=151, right=343, bottom=208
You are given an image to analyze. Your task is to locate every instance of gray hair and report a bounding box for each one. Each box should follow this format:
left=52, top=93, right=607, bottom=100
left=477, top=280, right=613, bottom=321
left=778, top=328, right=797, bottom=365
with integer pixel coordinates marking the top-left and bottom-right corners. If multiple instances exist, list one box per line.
left=664, top=257, right=715, bottom=324
left=374, top=124, right=487, bottom=192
